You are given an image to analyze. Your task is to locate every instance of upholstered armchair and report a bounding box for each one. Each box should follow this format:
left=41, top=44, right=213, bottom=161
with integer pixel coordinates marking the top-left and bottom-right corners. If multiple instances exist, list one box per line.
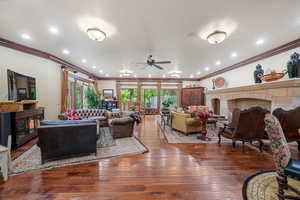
left=273, top=107, right=300, bottom=151
left=218, top=106, right=269, bottom=151
left=171, top=111, right=202, bottom=135
left=110, top=117, right=135, bottom=139
left=264, top=114, right=300, bottom=200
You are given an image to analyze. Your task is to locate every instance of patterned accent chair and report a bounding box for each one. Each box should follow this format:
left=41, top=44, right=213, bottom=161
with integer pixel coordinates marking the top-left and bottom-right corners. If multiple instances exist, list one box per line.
left=59, top=109, right=109, bottom=126
left=264, top=114, right=300, bottom=200
left=273, top=107, right=300, bottom=151
left=218, top=106, right=269, bottom=151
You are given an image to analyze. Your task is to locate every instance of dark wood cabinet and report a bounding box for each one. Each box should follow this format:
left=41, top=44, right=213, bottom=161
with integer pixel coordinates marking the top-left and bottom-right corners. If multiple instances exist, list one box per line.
left=181, top=87, right=205, bottom=107
left=11, top=107, right=44, bottom=150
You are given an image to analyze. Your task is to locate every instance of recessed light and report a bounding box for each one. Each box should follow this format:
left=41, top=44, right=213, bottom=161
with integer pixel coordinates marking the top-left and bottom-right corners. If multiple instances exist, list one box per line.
left=49, top=26, right=59, bottom=35
left=205, top=67, right=210, bottom=71
left=197, top=71, right=202, bottom=75
left=231, top=52, right=237, bottom=58
left=91, top=66, right=96, bottom=69
left=190, top=74, right=194, bottom=78
left=81, top=59, right=87, bottom=63
left=216, top=61, right=221, bottom=66
left=62, top=49, right=70, bottom=55
left=99, top=70, right=103, bottom=74
left=21, top=33, right=31, bottom=40
left=256, top=39, right=264, bottom=45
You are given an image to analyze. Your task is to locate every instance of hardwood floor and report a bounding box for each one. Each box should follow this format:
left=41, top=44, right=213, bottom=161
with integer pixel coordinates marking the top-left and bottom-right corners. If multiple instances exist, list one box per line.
left=0, top=115, right=284, bottom=200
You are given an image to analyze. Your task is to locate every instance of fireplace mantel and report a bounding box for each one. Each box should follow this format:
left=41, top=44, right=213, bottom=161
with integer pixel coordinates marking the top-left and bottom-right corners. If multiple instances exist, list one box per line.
left=206, top=79, right=300, bottom=95
left=204, top=79, right=300, bottom=117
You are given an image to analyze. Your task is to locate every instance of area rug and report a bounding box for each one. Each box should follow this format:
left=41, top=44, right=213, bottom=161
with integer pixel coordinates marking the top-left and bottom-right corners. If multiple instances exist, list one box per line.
left=11, top=137, right=148, bottom=175
left=158, top=120, right=232, bottom=144
left=242, top=170, right=300, bottom=200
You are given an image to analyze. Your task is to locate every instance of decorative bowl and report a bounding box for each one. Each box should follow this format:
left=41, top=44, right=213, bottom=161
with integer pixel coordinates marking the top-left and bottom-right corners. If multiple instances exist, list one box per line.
left=259, top=70, right=287, bottom=82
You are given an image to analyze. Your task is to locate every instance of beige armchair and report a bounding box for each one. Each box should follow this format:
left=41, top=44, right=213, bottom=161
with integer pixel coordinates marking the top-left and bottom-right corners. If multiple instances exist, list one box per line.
left=171, top=111, right=202, bottom=135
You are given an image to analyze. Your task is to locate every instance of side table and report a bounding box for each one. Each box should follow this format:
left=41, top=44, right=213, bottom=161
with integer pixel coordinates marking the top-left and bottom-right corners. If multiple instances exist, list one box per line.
left=0, top=145, right=9, bottom=181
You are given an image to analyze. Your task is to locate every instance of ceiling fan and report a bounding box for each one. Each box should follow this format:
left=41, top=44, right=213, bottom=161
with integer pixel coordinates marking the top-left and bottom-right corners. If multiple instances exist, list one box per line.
left=136, top=55, right=171, bottom=70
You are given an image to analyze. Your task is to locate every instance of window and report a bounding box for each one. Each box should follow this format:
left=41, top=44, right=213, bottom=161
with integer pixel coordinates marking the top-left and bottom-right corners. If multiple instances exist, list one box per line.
left=161, top=89, right=178, bottom=109
left=142, top=89, right=157, bottom=109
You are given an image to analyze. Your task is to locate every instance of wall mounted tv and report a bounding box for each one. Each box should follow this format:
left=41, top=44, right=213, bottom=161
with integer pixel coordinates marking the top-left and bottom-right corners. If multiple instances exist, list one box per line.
left=7, top=70, right=36, bottom=101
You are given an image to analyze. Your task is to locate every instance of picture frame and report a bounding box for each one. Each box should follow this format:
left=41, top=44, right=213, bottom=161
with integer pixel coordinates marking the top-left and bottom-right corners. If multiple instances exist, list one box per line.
left=103, top=89, right=114, bottom=99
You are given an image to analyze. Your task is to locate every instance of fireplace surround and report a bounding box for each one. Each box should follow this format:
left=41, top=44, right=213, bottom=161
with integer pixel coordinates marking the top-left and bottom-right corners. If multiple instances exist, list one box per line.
left=205, top=79, right=300, bottom=118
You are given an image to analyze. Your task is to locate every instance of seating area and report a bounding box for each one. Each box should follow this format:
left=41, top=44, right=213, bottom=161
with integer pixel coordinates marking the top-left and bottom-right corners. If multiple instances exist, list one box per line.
left=0, top=1, right=300, bottom=200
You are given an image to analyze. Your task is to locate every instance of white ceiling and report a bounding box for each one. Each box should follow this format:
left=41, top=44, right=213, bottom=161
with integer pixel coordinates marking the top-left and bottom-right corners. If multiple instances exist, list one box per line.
left=0, top=0, right=300, bottom=78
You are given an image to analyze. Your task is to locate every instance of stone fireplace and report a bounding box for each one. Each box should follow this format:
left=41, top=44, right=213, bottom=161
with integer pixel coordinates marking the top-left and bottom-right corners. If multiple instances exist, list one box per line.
left=205, top=79, right=300, bottom=118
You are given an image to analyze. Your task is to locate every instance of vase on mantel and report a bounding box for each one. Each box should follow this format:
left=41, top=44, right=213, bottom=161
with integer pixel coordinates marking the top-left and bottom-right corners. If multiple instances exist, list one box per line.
left=287, top=52, right=300, bottom=78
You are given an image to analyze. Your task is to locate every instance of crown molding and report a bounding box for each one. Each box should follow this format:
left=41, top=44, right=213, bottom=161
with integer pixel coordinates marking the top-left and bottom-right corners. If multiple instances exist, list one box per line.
left=198, top=38, right=300, bottom=81
left=0, top=37, right=99, bottom=79
left=98, top=77, right=198, bottom=82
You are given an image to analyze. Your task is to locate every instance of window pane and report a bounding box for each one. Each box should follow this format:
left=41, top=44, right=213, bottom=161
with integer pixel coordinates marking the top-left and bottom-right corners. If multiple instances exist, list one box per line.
left=142, top=89, right=157, bottom=109
left=161, top=89, right=178, bottom=109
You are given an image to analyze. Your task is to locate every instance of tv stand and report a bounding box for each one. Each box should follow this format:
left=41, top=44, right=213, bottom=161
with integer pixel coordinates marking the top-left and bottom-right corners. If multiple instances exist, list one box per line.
left=0, top=100, right=38, bottom=112
left=0, top=100, right=43, bottom=150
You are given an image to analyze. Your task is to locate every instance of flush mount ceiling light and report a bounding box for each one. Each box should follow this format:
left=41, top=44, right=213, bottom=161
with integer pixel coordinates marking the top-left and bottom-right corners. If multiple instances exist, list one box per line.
left=207, top=30, right=227, bottom=44
left=87, top=28, right=106, bottom=42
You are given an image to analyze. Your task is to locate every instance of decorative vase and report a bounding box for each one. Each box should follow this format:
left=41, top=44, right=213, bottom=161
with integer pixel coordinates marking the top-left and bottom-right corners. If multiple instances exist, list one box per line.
left=254, top=64, right=264, bottom=83
left=287, top=52, right=300, bottom=78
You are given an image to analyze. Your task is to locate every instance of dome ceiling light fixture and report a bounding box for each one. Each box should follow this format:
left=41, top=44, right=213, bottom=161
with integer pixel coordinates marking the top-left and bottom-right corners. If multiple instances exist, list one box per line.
left=87, top=28, right=106, bottom=42
left=206, top=30, right=227, bottom=44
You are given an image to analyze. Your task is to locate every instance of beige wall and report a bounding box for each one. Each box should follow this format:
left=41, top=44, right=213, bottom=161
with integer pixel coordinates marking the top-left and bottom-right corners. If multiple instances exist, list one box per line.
left=199, top=47, right=300, bottom=89
left=97, top=80, right=117, bottom=98
left=0, top=46, right=61, bottom=120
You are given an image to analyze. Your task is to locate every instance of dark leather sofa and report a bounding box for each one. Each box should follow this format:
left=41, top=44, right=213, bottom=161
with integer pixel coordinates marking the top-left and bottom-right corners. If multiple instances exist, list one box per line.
left=38, top=123, right=97, bottom=164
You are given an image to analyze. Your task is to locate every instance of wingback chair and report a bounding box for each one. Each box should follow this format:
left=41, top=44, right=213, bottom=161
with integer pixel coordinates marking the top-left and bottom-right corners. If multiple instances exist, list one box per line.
left=273, top=107, right=300, bottom=151
left=218, top=106, right=269, bottom=151
left=264, top=114, right=300, bottom=200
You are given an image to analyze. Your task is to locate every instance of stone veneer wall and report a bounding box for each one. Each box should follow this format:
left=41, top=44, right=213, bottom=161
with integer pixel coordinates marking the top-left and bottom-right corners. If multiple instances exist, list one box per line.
left=205, top=79, right=300, bottom=118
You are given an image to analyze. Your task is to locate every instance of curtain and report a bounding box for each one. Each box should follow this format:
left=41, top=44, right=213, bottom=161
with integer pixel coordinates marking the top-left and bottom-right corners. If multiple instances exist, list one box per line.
left=61, top=69, right=69, bottom=113
left=93, top=81, right=101, bottom=96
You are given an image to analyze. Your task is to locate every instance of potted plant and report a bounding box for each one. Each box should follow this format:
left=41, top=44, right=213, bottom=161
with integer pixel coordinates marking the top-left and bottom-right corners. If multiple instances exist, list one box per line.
left=85, top=88, right=100, bottom=109
left=161, top=98, right=173, bottom=111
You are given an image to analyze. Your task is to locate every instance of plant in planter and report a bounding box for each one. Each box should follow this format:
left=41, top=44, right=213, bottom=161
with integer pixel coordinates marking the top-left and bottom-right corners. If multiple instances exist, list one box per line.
left=85, top=88, right=100, bottom=109
left=162, top=98, right=174, bottom=110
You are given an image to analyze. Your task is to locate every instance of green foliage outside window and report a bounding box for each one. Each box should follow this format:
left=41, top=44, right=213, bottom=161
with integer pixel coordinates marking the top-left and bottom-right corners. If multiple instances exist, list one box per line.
left=85, top=87, right=100, bottom=109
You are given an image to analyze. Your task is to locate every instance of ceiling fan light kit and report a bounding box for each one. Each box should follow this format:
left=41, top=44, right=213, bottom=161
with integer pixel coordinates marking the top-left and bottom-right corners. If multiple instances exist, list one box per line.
left=87, top=28, right=106, bottom=42
left=207, top=30, right=227, bottom=44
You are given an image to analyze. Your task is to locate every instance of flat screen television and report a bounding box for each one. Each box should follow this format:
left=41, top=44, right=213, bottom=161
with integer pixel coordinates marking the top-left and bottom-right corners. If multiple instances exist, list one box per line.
left=7, top=70, right=36, bottom=101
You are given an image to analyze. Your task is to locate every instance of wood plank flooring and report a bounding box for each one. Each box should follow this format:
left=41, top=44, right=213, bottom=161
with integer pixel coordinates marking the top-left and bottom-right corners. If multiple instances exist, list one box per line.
left=0, top=115, right=289, bottom=200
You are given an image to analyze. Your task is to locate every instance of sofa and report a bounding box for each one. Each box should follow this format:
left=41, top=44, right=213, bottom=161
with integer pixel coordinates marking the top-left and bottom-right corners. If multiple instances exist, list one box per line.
left=58, top=109, right=109, bottom=126
left=171, top=111, right=202, bottom=135
left=38, top=123, right=97, bottom=164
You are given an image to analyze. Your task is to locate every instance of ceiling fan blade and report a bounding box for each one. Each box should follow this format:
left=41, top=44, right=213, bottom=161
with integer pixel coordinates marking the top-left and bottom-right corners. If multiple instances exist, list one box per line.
left=153, top=64, right=163, bottom=70
left=154, top=61, right=171, bottom=64
left=135, top=62, right=147, bottom=65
